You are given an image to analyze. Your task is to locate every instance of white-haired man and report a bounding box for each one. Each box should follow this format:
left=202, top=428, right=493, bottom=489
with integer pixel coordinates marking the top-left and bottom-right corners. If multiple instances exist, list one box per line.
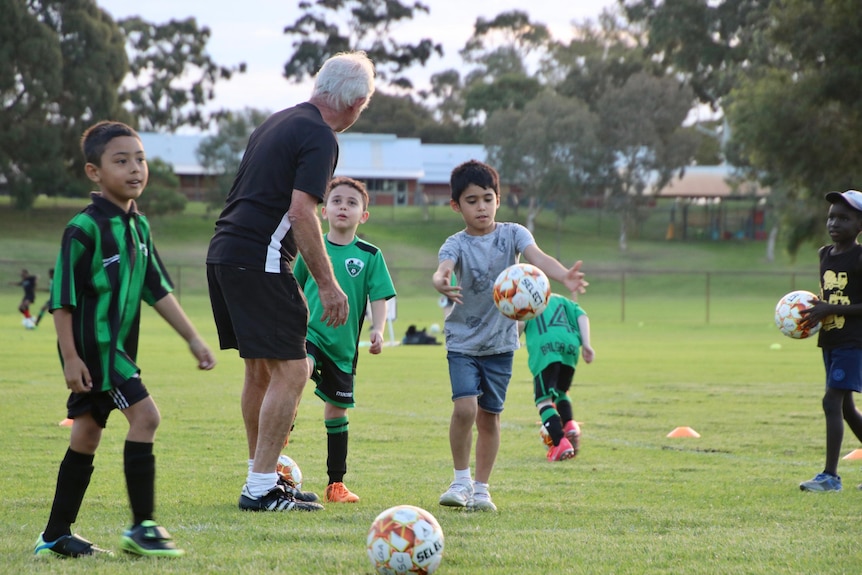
left=206, top=51, right=375, bottom=512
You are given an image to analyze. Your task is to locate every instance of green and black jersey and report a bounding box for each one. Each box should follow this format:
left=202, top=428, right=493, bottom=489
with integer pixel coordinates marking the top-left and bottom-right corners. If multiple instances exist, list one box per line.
left=294, top=235, right=396, bottom=375
left=50, top=193, right=173, bottom=392
left=523, top=294, right=586, bottom=376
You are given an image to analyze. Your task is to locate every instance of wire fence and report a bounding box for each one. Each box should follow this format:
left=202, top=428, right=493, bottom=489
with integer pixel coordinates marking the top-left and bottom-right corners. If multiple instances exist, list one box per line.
left=2, top=259, right=816, bottom=326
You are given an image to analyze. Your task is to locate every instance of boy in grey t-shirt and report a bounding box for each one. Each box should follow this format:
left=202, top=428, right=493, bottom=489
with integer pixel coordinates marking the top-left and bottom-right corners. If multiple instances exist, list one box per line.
left=431, top=160, right=587, bottom=511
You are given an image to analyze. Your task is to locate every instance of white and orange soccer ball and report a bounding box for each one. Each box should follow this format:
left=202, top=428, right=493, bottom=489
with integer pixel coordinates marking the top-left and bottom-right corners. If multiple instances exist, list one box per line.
left=275, top=454, right=303, bottom=490
left=492, top=263, right=551, bottom=321
left=367, top=505, right=444, bottom=575
left=774, top=290, right=821, bottom=339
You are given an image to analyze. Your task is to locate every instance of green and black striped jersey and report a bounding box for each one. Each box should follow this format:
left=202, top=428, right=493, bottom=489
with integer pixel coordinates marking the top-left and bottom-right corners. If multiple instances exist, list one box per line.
left=50, top=193, right=173, bottom=392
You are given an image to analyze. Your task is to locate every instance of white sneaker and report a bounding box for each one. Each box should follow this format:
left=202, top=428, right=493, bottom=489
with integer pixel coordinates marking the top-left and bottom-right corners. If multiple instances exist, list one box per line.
left=470, top=491, right=497, bottom=512
left=439, top=481, right=473, bottom=507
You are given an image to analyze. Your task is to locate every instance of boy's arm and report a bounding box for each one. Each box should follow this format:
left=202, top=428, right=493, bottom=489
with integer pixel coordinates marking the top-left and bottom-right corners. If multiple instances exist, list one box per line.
left=368, top=299, right=387, bottom=354
left=152, top=294, right=216, bottom=370
left=432, top=259, right=462, bottom=304
left=577, top=314, right=594, bottom=364
left=289, top=189, right=348, bottom=327
left=53, top=306, right=93, bottom=393
left=522, top=244, right=588, bottom=297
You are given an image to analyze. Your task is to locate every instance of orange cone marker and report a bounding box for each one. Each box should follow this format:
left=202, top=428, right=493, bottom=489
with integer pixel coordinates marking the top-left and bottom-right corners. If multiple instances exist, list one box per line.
left=842, top=449, right=862, bottom=460
left=666, top=426, right=700, bottom=438
left=58, top=418, right=73, bottom=427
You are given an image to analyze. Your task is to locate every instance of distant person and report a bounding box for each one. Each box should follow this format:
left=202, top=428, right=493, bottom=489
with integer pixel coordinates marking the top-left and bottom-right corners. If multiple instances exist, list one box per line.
left=293, top=177, right=396, bottom=503
left=11, top=268, right=37, bottom=329
left=35, top=268, right=54, bottom=326
left=519, top=293, right=594, bottom=462
left=35, top=121, right=215, bottom=559
left=206, top=51, right=375, bottom=511
left=798, top=190, right=862, bottom=492
left=431, top=160, right=587, bottom=511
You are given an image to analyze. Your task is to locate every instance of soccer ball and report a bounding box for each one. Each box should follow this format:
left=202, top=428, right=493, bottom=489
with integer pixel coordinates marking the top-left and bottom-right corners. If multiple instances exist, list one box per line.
left=774, top=290, right=821, bottom=339
left=276, top=454, right=303, bottom=490
left=367, top=505, right=444, bottom=575
left=492, top=263, right=551, bottom=321
left=539, top=425, right=553, bottom=450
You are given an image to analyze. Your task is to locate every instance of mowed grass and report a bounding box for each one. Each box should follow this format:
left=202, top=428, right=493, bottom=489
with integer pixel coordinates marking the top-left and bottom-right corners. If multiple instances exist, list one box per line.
left=2, top=198, right=859, bottom=573
left=3, top=291, right=862, bottom=574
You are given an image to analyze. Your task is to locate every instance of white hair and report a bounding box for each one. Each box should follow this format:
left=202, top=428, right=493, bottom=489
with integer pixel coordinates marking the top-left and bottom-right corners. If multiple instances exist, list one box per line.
left=311, top=51, right=376, bottom=112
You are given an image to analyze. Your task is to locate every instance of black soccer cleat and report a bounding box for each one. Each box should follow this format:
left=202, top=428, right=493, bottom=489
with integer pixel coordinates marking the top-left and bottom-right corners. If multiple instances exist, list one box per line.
left=239, top=484, right=324, bottom=512
left=34, top=533, right=113, bottom=558
left=120, top=520, right=184, bottom=557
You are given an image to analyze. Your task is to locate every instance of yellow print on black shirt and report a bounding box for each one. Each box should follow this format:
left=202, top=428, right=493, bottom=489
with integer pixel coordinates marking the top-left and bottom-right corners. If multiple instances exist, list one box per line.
left=822, top=270, right=849, bottom=331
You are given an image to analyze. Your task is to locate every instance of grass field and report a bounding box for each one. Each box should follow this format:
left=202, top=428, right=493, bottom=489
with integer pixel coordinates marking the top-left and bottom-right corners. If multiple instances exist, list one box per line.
left=2, top=198, right=861, bottom=573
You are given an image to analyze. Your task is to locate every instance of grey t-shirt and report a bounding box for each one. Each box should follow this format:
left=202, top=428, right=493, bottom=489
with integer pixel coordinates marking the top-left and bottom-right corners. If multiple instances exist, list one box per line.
left=438, top=222, right=536, bottom=355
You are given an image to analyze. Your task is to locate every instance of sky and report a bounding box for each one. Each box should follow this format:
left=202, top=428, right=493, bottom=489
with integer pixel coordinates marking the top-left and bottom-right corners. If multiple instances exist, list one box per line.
left=96, top=0, right=619, bottom=117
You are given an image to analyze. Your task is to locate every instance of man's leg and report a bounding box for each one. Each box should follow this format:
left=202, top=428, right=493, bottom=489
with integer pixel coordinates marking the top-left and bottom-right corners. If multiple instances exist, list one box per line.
left=251, top=358, right=308, bottom=475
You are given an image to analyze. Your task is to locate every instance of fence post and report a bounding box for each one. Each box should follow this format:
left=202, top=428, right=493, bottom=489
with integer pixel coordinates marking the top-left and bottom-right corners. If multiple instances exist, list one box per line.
left=705, top=271, right=710, bottom=324
left=621, top=271, right=626, bottom=323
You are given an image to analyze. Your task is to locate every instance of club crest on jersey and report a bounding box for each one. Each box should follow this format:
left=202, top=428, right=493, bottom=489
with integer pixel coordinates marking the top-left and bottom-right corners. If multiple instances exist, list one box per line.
left=345, top=258, right=364, bottom=277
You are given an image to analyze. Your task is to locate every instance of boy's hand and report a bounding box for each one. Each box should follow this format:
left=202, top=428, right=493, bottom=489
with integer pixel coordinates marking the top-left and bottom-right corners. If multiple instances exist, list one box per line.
left=63, top=357, right=93, bottom=393
left=564, top=260, right=588, bottom=296
left=432, top=269, right=462, bottom=304
left=799, top=300, right=829, bottom=329
left=369, top=329, right=384, bottom=354
left=189, top=337, right=216, bottom=370
left=581, top=345, right=595, bottom=364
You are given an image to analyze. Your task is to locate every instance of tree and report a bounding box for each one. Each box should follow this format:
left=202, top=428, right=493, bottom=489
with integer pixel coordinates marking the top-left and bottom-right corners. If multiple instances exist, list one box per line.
left=551, top=9, right=648, bottom=110
left=0, top=0, right=128, bottom=209
left=350, top=91, right=460, bottom=142
left=136, top=158, right=187, bottom=217
left=457, top=11, right=551, bottom=125
left=197, top=108, right=270, bottom=212
left=724, top=0, right=862, bottom=257
left=622, top=0, right=774, bottom=110
left=484, top=91, right=606, bottom=235
left=1, top=1, right=243, bottom=210
left=597, top=72, right=697, bottom=251
left=282, top=0, right=442, bottom=89
left=118, top=16, right=246, bottom=132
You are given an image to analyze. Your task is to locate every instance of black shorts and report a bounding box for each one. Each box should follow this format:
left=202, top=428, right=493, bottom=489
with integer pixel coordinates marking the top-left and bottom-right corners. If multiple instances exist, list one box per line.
left=534, top=362, right=574, bottom=405
left=67, top=375, right=150, bottom=428
left=307, top=341, right=355, bottom=408
left=208, top=264, right=308, bottom=360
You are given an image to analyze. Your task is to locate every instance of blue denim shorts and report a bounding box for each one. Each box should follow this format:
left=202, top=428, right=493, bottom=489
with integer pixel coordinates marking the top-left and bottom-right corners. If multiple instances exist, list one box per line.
left=447, top=351, right=514, bottom=414
left=822, top=346, right=862, bottom=393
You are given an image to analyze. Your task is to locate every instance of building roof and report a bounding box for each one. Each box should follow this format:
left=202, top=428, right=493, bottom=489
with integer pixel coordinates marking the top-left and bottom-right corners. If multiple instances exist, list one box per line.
left=335, top=133, right=424, bottom=180
left=138, top=132, right=211, bottom=176
left=137, top=131, right=486, bottom=185
left=137, top=132, right=757, bottom=198
left=656, top=165, right=769, bottom=198
left=418, top=143, right=485, bottom=184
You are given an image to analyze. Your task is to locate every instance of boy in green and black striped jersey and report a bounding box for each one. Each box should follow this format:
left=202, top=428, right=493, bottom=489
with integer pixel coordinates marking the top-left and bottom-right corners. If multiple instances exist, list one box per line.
left=34, top=121, right=215, bottom=559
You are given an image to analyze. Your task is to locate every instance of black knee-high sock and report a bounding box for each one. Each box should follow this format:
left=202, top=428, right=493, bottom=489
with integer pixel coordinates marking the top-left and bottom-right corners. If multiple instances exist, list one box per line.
left=556, top=396, right=574, bottom=425
left=124, top=441, right=155, bottom=526
left=44, top=448, right=95, bottom=542
left=539, top=404, right=564, bottom=445
left=326, top=416, right=349, bottom=484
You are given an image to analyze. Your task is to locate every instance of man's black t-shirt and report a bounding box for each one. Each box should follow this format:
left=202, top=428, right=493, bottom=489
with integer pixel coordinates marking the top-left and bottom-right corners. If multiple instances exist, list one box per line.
left=207, top=102, right=338, bottom=272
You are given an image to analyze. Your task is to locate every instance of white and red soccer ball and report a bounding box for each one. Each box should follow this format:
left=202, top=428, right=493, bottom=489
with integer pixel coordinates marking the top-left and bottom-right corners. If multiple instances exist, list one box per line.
left=275, top=454, right=303, bottom=490
left=367, top=505, right=444, bottom=575
left=774, top=290, right=821, bottom=339
left=492, top=263, right=551, bottom=321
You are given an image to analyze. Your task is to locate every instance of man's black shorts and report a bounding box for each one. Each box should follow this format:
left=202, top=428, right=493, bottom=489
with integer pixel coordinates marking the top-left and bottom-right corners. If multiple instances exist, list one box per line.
left=207, top=264, right=308, bottom=360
